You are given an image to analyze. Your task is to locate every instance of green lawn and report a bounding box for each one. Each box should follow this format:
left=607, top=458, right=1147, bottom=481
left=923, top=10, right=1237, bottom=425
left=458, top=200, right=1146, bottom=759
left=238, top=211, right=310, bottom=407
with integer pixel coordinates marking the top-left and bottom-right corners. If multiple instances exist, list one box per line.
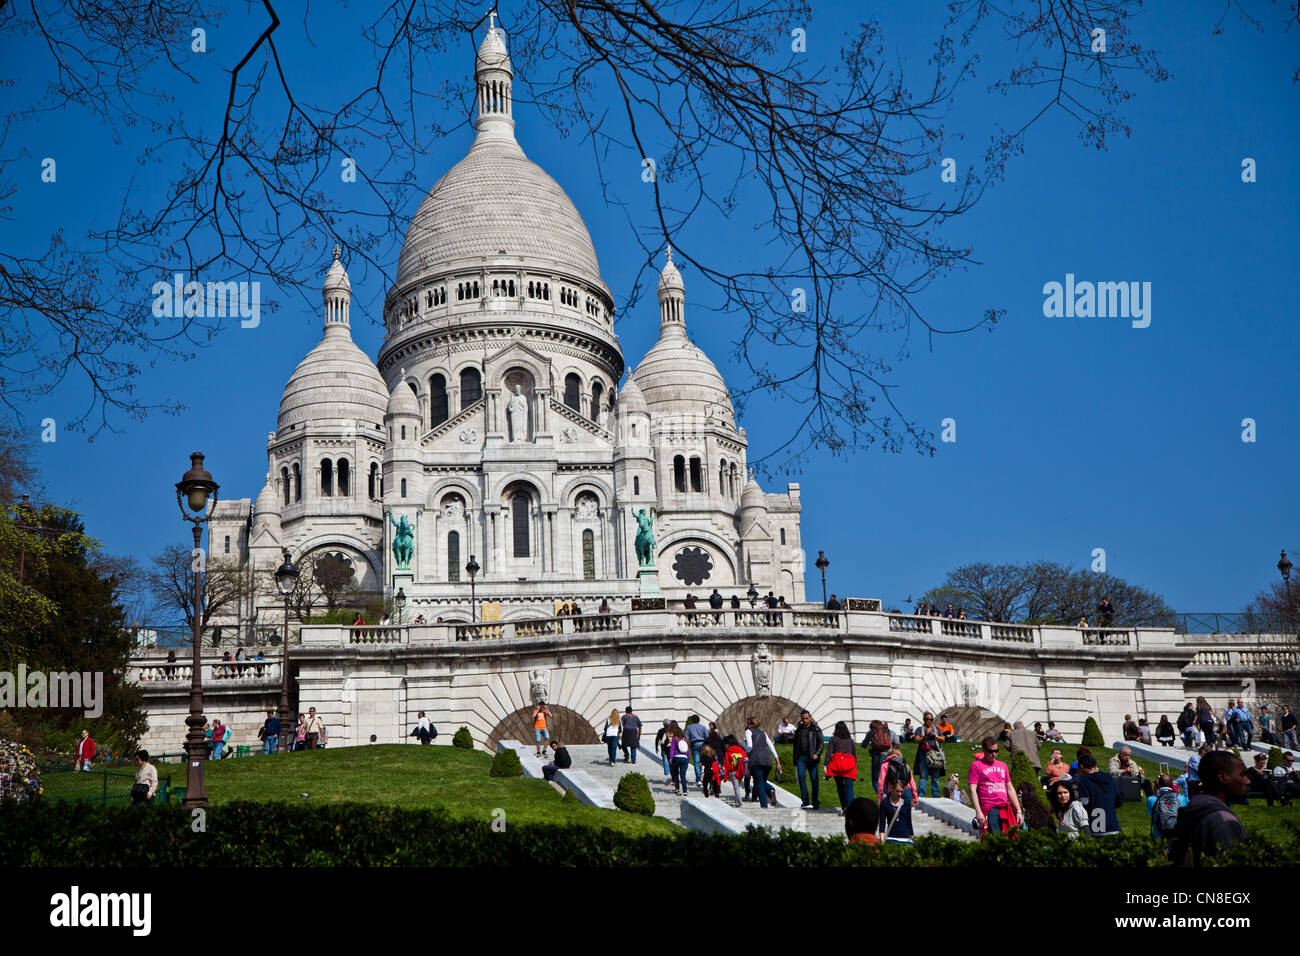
left=122, top=744, right=679, bottom=836
left=773, top=741, right=1300, bottom=842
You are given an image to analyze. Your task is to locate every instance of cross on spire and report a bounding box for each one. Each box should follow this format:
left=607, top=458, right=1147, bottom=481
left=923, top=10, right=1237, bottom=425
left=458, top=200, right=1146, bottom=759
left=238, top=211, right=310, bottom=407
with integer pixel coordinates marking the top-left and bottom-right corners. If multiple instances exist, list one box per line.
left=488, top=8, right=497, bottom=30
left=665, top=243, right=673, bottom=265
left=332, top=243, right=340, bottom=261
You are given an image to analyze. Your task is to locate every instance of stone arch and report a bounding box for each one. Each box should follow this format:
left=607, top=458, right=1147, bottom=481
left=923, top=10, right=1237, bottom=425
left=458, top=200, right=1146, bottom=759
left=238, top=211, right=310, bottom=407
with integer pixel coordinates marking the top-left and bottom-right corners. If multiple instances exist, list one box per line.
left=425, top=477, right=478, bottom=511
left=933, top=705, right=1008, bottom=744
left=713, top=694, right=808, bottom=741
left=487, top=703, right=598, bottom=753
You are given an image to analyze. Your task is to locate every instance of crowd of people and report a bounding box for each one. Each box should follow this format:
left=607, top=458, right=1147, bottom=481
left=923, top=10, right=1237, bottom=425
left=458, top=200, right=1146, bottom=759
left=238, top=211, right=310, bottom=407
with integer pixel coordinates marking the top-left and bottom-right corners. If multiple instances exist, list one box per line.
left=912, top=602, right=968, bottom=619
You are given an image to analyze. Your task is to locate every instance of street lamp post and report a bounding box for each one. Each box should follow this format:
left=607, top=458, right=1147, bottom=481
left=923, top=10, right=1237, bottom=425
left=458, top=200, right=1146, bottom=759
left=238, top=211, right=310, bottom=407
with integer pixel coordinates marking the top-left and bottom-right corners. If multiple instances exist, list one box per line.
left=273, top=549, right=299, bottom=754
left=394, top=587, right=406, bottom=626
left=175, top=452, right=219, bottom=808
left=815, top=551, right=830, bottom=608
left=1280, top=550, right=1294, bottom=635
left=465, top=555, right=480, bottom=622
left=747, top=582, right=759, bottom=608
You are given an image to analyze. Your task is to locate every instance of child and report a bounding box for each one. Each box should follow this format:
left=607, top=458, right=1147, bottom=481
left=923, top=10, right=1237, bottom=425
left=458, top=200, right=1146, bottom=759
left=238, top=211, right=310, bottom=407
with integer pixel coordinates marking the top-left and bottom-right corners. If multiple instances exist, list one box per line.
left=700, top=744, right=721, bottom=798
left=722, top=735, right=747, bottom=806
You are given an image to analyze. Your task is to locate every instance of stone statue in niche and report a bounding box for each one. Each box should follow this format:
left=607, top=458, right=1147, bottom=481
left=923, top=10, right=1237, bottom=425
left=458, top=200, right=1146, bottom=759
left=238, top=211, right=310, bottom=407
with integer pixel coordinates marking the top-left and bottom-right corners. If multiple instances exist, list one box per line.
left=529, top=668, right=550, bottom=706
left=506, top=385, right=529, bottom=442
left=751, top=643, right=772, bottom=698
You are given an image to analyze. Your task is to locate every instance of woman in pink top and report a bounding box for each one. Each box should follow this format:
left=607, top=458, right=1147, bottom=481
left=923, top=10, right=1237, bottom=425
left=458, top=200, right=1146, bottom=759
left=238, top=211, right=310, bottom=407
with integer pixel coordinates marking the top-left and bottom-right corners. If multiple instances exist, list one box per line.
left=966, top=736, right=1023, bottom=837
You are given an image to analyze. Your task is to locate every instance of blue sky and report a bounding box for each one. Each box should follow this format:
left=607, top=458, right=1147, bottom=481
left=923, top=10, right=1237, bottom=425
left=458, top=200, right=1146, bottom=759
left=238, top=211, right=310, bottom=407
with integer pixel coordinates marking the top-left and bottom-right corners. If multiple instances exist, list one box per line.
left=5, top=2, right=1297, bottom=613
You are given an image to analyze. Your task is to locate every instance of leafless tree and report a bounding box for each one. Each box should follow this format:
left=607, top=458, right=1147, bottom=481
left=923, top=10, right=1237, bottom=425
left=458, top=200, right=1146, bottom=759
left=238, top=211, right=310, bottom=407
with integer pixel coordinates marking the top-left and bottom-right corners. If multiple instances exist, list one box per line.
left=146, top=543, right=248, bottom=631
left=13, top=0, right=1281, bottom=464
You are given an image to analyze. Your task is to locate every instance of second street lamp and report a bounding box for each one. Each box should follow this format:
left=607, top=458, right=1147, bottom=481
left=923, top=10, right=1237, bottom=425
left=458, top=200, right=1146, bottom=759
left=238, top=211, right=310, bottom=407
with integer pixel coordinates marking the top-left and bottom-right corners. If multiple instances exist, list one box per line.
left=394, top=587, right=407, bottom=626
left=175, top=451, right=219, bottom=809
left=1280, top=550, right=1294, bottom=635
left=465, top=555, right=480, bottom=623
left=273, top=549, right=299, bottom=754
left=815, top=551, right=830, bottom=608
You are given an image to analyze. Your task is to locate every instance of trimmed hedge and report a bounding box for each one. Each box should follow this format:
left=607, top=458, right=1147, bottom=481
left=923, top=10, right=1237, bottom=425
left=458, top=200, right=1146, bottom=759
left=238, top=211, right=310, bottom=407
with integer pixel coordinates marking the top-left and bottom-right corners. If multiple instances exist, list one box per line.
left=452, top=727, right=474, bottom=750
left=1009, top=751, right=1043, bottom=807
left=489, top=748, right=524, bottom=778
left=2, top=801, right=1294, bottom=866
left=1081, top=717, right=1105, bottom=747
left=613, top=772, right=655, bottom=816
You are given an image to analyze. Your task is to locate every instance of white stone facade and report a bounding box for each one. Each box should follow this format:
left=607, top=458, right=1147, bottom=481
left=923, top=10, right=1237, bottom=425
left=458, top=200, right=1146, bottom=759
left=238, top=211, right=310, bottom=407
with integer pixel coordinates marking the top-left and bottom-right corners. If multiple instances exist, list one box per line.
left=209, top=25, right=805, bottom=629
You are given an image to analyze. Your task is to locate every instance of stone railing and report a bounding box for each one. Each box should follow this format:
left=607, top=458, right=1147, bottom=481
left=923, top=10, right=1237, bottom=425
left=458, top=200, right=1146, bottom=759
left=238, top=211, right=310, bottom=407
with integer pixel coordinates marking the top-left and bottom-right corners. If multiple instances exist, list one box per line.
left=1082, top=629, right=1132, bottom=646
left=889, top=614, right=939, bottom=634
left=990, top=623, right=1035, bottom=643
left=1186, top=647, right=1296, bottom=669
left=940, top=619, right=982, bottom=639
left=675, top=609, right=845, bottom=630
left=129, top=659, right=282, bottom=684
left=348, top=627, right=406, bottom=645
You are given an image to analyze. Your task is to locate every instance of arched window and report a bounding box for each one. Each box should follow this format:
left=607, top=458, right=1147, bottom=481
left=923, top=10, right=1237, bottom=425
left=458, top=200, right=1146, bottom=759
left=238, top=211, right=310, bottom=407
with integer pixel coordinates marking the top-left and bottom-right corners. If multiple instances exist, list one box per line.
left=730, top=462, right=739, bottom=499
left=673, top=456, right=685, bottom=493
left=321, top=459, right=334, bottom=497
left=337, top=459, right=350, bottom=497
left=430, top=374, right=448, bottom=426
left=543, top=283, right=549, bottom=300
left=473, top=280, right=480, bottom=297
left=564, top=373, right=581, bottom=411
left=400, top=478, right=407, bottom=498
left=590, top=380, right=603, bottom=422
left=508, top=279, right=516, bottom=297
left=582, top=529, right=595, bottom=580
left=719, top=460, right=728, bottom=496
left=689, top=456, right=702, bottom=493
left=368, top=462, right=379, bottom=500
left=780, top=528, right=786, bottom=545
left=492, top=279, right=500, bottom=296
left=281, top=467, right=290, bottom=506
left=512, top=493, right=530, bottom=557
left=400, top=425, right=406, bottom=440
left=292, top=462, right=301, bottom=502
left=224, top=535, right=230, bottom=554
left=460, top=368, right=482, bottom=408
left=633, top=475, right=640, bottom=495
left=447, top=531, right=461, bottom=582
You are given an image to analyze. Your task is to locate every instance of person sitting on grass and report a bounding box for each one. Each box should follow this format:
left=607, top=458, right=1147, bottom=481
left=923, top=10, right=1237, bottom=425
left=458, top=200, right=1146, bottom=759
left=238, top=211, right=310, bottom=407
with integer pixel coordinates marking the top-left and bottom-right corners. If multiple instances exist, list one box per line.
left=1048, top=779, right=1089, bottom=839
left=1015, top=783, right=1056, bottom=831
left=1108, top=746, right=1152, bottom=796
left=1245, top=753, right=1283, bottom=806
left=1075, top=752, right=1121, bottom=836
left=542, top=739, right=571, bottom=783
left=1044, top=749, right=1070, bottom=786
left=844, top=796, right=880, bottom=845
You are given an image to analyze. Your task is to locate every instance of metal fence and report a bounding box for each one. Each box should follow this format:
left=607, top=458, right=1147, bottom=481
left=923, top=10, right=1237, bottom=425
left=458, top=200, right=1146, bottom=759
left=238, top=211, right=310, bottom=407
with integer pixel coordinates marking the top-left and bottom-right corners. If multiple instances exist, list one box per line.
left=38, top=766, right=175, bottom=805
left=128, top=623, right=299, bottom=650
left=1173, top=612, right=1299, bottom=635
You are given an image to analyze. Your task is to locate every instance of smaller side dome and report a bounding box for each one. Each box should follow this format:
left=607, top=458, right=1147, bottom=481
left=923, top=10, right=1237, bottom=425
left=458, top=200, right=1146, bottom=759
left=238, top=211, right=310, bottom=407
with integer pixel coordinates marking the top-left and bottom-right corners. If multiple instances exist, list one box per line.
left=741, top=470, right=767, bottom=511
left=386, top=372, right=420, bottom=419
left=619, top=377, right=647, bottom=414
left=253, top=473, right=280, bottom=526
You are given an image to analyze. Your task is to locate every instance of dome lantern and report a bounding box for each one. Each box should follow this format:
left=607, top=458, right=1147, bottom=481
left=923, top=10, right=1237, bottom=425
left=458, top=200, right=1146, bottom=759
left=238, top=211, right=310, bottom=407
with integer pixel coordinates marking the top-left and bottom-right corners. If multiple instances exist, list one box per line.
left=657, top=244, right=685, bottom=335
left=322, top=244, right=352, bottom=335
left=474, top=16, right=514, bottom=140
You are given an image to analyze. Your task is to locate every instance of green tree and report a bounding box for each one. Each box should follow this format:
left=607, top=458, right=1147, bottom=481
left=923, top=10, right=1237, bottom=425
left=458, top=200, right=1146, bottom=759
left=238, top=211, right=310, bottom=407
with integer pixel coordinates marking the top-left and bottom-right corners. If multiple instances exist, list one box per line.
left=613, top=772, right=655, bottom=816
left=489, top=748, right=523, bottom=778
left=1081, top=717, right=1105, bottom=747
left=452, top=727, right=473, bottom=749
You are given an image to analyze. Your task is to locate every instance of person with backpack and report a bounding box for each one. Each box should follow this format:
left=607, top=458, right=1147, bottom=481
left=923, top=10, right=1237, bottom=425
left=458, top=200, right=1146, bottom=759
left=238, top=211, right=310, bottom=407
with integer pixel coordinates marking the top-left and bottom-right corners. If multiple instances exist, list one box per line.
left=967, top=736, right=1023, bottom=839
left=668, top=722, right=691, bottom=795
left=823, top=721, right=858, bottom=812
left=259, top=710, right=280, bottom=755
left=620, top=706, right=642, bottom=763
left=1175, top=703, right=1195, bottom=747
left=722, top=735, right=747, bottom=806
left=876, top=746, right=919, bottom=809
left=744, top=717, right=779, bottom=808
left=911, top=712, right=946, bottom=798
left=699, top=744, right=722, bottom=798
left=864, top=719, right=894, bottom=794
left=791, top=709, right=823, bottom=810
left=1146, top=773, right=1187, bottom=849
left=654, top=719, right=672, bottom=779
left=685, top=714, right=709, bottom=782
left=1171, top=751, right=1249, bottom=865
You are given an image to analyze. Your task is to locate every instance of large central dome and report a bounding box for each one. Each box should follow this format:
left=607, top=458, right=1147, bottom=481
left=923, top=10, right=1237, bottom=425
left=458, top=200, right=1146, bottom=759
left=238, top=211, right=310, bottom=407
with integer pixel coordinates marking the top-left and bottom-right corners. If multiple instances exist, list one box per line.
left=394, top=135, right=602, bottom=290
left=393, top=25, right=603, bottom=295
